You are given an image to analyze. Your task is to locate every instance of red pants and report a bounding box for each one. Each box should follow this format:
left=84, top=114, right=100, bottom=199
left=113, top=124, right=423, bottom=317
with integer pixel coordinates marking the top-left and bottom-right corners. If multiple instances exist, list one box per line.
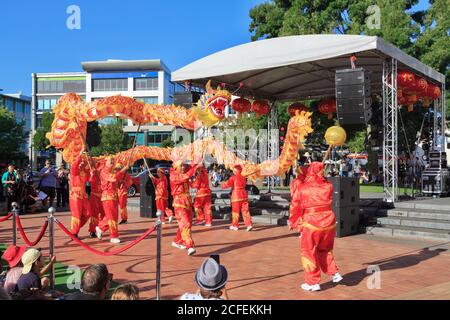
left=119, top=192, right=128, bottom=221
left=70, top=197, right=91, bottom=235
left=194, top=195, right=212, bottom=225
left=156, top=198, right=174, bottom=222
left=300, top=226, right=339, bottom=285
left=173, top=207, right=195, bottom=249
left=231, top=201, right=252, bottom=228
left=99, top=199, right=119, bottom=238
left=88, top=194, right=104, bottom=233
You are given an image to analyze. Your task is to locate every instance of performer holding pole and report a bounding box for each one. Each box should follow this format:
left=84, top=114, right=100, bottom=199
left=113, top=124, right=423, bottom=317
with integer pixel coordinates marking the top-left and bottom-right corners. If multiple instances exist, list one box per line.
left=288, top=166, right=307, bottom=233
left=149, top=167, right=174, bottom=224
left=95, top=157, right=128, bottom=244
left=118, top=170, right=132, bottom=225
left=69, top=152, right=91, bottom=238
left=221, top=165, right=253, bottom=231
left=170, top=161, right=201, bottom=256
left=192, top=165, right=213, bottom=227
left=88, top=160, right=104, bottom=238
left=296, top=162, right=343, bottom=291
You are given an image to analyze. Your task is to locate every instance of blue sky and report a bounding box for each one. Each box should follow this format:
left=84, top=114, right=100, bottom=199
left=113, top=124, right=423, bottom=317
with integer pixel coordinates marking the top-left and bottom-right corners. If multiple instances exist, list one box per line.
left=0, top=0, right=430, bottom=95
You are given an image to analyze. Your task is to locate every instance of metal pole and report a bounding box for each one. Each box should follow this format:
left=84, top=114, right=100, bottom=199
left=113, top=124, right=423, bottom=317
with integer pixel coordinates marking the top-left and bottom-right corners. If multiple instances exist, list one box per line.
left=48, top=206, right=55, bottom=290
left=11, top=202, right=18, bottom=246
left=155, top=210, right=162, bottom=300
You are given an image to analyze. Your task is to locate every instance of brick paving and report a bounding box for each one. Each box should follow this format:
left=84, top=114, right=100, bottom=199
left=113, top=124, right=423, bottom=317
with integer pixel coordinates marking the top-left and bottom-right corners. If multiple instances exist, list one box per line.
left=1, top=208, right=449, bottom=300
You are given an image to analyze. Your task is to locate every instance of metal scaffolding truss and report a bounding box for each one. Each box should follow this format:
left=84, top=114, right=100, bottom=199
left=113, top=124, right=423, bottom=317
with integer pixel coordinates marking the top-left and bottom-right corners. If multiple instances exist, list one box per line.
left=382, top=59, right=398, bottom=203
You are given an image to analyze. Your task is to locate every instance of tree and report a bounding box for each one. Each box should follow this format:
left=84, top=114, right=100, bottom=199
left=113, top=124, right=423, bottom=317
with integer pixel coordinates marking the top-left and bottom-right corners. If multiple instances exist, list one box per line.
left=0, top=106, right=27, bottom=164
left=160, top=138, right=175, bottom=148
left=91, top=121, right=132, bottom=156
left=33, top=112, right=55, bottom=152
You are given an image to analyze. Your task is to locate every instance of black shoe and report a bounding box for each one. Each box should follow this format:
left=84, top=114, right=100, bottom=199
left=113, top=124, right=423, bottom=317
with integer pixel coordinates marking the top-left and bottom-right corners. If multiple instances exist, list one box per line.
left=119, top=220, right=127, bottom=225
left=89, top=232, right=96, bottom=238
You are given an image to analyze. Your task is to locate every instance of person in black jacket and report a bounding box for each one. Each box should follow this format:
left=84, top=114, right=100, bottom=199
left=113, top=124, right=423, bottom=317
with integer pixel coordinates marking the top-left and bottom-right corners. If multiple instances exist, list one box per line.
left=63, top=264, right=112, bottom=300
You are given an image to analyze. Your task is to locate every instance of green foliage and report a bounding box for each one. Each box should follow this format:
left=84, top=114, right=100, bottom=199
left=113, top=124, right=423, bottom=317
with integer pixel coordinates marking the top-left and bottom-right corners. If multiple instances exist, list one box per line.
left=91, top=121, right=132, bottom=156
left=160, top=138, right=175, bottom=148
left=33, top=112, right=54, bottom=152
left=346, top=129, right=366, bottom=153
left=0, top=106, right=27, bottom=164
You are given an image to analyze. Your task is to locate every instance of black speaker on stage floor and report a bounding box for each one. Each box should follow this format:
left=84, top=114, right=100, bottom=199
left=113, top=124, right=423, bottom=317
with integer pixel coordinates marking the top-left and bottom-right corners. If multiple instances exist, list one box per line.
left=327, top=177, right=360, bottom=237
left=335, top=68, right=372, bottom=125
left=140, top=174, right=156, bottom=218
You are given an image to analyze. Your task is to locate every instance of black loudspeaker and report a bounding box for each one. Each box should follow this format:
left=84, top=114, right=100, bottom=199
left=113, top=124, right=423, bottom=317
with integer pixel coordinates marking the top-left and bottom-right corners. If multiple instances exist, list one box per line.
left=327, top=177, right=360, bottom=237
left=174, top=92, right=201, bottom=109
left=139, top=174, right=156, bottom=218
left=335, top=68, right=372, bottom=125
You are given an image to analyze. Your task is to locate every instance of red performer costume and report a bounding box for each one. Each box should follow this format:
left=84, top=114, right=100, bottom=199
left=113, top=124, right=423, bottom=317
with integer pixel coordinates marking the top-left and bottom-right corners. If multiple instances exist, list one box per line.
left=88, top=164, right=104, bottom=237
left=296, top=162, right=342, bottom=291
left=150, top=168, right=174, bottom=223
left=288, top=166, right=308, bottom=232
left=69, top=153, right=91, bottom=237
left=170, top=161, right=200, bottom=255
left=221, top=165, right=252, bottom=231
left=192, top=166, right=212, bottom=226
left=95, top=159, right=127, bottom=244
left=118, top=172, right=132, bottom=224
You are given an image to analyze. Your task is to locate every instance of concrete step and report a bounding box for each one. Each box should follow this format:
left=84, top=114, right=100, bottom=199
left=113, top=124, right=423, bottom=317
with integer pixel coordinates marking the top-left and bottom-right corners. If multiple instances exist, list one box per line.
left=250, top=215, right=282, bottom=225
left=383, top=209, right=450, bottom=221
left=394, top=201, right=450, bottom=211
left=366, top=225, right=450, bottom=241
left=377, top=216, right=450, bottom=231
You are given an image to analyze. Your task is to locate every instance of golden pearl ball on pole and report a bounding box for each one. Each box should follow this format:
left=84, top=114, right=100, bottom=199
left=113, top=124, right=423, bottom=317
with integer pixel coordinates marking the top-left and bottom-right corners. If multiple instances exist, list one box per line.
left=324, top=126, right=347, bottom=146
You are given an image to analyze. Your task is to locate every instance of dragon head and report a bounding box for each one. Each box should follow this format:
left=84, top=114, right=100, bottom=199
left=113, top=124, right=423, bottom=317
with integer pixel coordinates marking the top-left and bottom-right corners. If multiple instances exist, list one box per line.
left=193, top=80, right=231, bottom=127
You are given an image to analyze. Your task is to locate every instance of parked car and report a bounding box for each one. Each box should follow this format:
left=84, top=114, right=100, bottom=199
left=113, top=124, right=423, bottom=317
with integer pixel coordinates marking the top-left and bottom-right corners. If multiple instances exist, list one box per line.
left=128, top=164, right=172, bottom=197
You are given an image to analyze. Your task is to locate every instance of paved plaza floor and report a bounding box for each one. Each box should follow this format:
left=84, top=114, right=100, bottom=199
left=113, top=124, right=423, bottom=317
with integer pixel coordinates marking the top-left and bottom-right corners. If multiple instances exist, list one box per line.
left=1, top=209, right=449, bottom=300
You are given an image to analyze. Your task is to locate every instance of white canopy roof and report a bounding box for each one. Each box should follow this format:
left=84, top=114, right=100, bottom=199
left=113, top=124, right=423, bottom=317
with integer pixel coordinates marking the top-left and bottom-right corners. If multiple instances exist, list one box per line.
left=172, top=35, right=445, bottom=101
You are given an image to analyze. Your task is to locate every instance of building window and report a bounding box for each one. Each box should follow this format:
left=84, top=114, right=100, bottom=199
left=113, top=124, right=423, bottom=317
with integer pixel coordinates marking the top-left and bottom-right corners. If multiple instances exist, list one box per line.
left=5, top=99, right=14, bottom=112
left=37, top=96, right=61, bottom=111
left=134, top=78, right=158, bottom=91
left=135, top=97, right=158, bottom=104
left=148, top=132, right=173, bottom=145
left=93, top=79, right=128, bottom=92
left=37, top=79, right=85, bottom=93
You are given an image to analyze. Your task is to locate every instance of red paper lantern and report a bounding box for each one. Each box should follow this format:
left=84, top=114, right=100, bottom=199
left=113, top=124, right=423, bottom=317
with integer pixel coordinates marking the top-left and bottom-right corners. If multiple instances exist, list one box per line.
left=231, top=98, right=251, bottom=113
left=397, top=71, right=416, bottom=89
left=287, top=102, right=308, bottom=117
left=280, top=127, right=285, bottom=132
left=251, top=100, right=270, bottom=116
left=415, top=78, right=428, bottom=97
left=280, top=136, right=284, bottom=141
left=405, top=94, right=417, bottom=112
left=426, top=84, right=441, bottom=100
left=318, top=99, right=336, bottom=119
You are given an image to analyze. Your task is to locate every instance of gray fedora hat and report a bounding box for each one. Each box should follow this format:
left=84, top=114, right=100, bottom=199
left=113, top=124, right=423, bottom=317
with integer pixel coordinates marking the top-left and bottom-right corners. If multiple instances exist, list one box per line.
left=195, top=258, right=228, bottom=291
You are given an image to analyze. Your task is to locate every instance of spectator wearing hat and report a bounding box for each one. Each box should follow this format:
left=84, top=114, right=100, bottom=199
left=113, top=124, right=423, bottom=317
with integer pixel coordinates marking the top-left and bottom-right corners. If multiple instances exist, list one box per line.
left=1, top=245, right=27, bottom=294
left=111, top=283, right=139, bottom=300
left=63, top=264, right=112, bottom=300
left=180, top=258, right=229, bottom=300
left=15, top=248, right=56, bottom=293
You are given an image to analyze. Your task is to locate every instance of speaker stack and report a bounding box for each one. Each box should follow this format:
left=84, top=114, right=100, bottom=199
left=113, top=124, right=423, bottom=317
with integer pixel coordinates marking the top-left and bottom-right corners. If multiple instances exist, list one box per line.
left=335, top=68, right=372, bottom=125
left=139, top=174, right=156, bottom=218
left=422, top=151, right=450, bottom=196
left=327, top=177, right=360, bottom=237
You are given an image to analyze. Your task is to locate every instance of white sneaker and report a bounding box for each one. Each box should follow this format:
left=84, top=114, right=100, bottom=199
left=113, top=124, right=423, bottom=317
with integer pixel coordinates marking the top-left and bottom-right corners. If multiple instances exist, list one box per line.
left=187, top=248, right=196, bottom=256
left=110, top=238, right=121, bottom=244
left=161, top=221, right=166, bottom=225
left=229, top=226, right=239, bottom=231
left=332, top=273, right=343, bottom=283
left=171, top=241, right=186, bottom=250
left=246, top=225, right=253, bottom=232
left=95, top=226, right=102, bottom=240
left=205, top=224, right=212, bottom=227
left=301, top=283, right=321, bottom=291
left=168, top=216, right=174, bottom=223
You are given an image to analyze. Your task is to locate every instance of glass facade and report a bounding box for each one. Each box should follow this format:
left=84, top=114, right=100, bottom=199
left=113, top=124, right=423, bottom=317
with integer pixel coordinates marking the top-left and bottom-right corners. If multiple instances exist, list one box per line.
left=37, top=96, right=62, bottom=111
left=37, top=78, right=85, bottom=93
left=148, top=132, right=172, bottom=145
left=93, top=78, right=128, bottom=91
left=135, top=78, right=158, bottom=90
left=135, top=97, right=158, bottom=104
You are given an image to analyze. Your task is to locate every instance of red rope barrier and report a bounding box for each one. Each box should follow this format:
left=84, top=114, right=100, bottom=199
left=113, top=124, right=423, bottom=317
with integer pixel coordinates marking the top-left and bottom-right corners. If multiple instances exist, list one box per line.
left=15, top=216, right=49, bottom=247
left=54, top=219, right=157, bottom=256
left=0, top=212, right=13, bottom=223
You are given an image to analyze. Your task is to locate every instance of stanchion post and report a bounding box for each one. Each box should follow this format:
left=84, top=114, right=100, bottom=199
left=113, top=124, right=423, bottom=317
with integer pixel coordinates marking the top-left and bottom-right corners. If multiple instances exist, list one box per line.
left=48, top=207, right=55, bottom=290
left=155, top=210, right=163, bottom=300
left=11, top=202, right=18, bottom=246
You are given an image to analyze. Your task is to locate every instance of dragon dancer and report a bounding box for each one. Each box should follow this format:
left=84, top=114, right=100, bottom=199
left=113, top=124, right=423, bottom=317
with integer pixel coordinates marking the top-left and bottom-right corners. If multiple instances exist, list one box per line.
left=295, top=162, right=343, bottom=291
left=221, top=165, right=253, bottom=231
left=88, top=161, right=104, bottom=238
left=170, top=161, right=201, bottom=256
left=118, top=171, right=133, bottom=224
left=95, top=158, right=129, bottom=244
left=69, top=152, right=91, bottom=238
left=192, top=166, right=212, bottom=227
left=288, top=166, right=308, bottom=233
left=149, top=167, right=174, bottom=224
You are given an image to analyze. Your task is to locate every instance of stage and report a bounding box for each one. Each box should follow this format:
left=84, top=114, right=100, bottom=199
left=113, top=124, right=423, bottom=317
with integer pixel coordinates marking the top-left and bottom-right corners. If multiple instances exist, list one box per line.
left=1, top=207, right=449, bottom=300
